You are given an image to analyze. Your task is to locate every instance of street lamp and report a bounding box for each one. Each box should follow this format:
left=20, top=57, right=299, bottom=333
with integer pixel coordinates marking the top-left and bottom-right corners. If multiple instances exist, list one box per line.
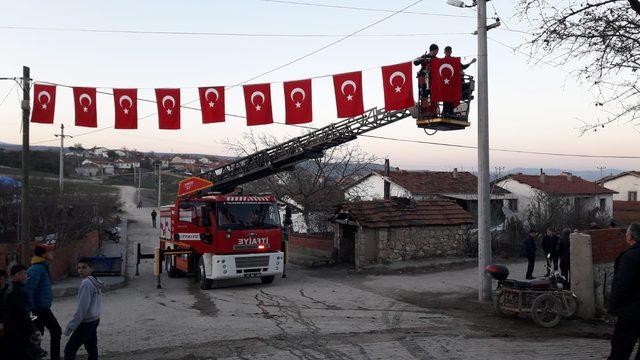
left=447, top=0, right=499, bottom=302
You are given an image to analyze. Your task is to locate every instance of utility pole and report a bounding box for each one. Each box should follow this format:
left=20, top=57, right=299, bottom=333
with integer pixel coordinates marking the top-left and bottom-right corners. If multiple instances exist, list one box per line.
left=138, top=167, right=142, bottom=205
left=20, top=66, right=31, bottom=265
left=476, top=0, right=493, bottom=303
left=157, top=162, right=162, bottom=208
left=597, top=166, right=607, bottom=179
left=54, top=124, right=72, bottom=194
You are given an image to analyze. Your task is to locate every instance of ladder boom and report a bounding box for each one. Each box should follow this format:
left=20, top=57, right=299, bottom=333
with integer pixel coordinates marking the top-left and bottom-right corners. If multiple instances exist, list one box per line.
left=202, top=107, right=411, bottom=193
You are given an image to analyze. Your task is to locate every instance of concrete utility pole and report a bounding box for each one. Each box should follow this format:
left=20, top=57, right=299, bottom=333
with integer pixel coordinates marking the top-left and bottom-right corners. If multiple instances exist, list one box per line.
left=157, top=163, right=162, bottom=208
left=597, top=166, right=607, bottom=179
left=54, top=124, right=72, bottom=194
left=476, top=0, right=493, bottom=303
left=20, top=66, right=31, bottom=265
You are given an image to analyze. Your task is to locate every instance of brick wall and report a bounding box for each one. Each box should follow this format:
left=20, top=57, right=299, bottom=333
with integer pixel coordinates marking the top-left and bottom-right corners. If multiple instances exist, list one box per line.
left=288, top=233, right=334, bottom=251
left=49, top=230, right=100, bottom=281
left=287, top=233, right=334, bottom=266
left=586, top=228, right=627, bottom=264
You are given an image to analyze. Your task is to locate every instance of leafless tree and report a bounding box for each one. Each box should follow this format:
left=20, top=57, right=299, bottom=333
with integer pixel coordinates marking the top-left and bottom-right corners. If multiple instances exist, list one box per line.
left=525, top=189, right=610, bottom=231
left=515, top=0, right=640, bottom=134
left=224, top=132, right=377, bottom=233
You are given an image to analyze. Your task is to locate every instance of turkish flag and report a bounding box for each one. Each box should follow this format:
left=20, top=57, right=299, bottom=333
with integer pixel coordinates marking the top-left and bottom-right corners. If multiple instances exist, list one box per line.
left=283, top=79, right=312, bottom=124
left=243, top=83, right=273, bottom=126
left=73, top=87, right=97, bottom=127
left=155, top=88, right=180, bottom=130
left=198, top=86, right=225, bottom=123
left=333, top=71, right=364, bottom=118
left=430, top=57, right=462, bottom=103
left=381, top=62, right=414, bottom=111
left=31, top=84, right=56, bottom=124
left=113, top=89, right=138, bottom=129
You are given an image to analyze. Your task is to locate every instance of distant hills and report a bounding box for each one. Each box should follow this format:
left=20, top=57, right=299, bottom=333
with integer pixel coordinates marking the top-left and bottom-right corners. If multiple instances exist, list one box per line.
left=505, top=168, right=625, bottom=181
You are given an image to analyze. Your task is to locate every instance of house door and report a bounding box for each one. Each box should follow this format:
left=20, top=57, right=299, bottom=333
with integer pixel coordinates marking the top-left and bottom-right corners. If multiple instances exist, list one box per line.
left=338, top=225, right=357, bottom=264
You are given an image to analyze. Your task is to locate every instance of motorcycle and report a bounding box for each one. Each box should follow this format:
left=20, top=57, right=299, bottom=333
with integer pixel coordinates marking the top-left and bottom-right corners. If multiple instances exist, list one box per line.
left=104, top=226, right=121, bottom=243
left=485, top=254, right=578, bottom=328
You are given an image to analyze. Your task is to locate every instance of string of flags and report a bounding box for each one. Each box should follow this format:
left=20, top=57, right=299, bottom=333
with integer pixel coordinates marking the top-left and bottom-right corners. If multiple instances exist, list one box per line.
left=30, top=57, right=463, bottom=130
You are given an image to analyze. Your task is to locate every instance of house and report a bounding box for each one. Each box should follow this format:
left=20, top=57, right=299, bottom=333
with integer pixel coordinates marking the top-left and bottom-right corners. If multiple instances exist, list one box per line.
left=89, top=147, right=109, bottom=158
left=279, top=189, right=345, bottom=234
left=345, top=168, right=512, bottom=226
left=495, top=171, right=617, bottom=219
left=114, top=150, right=127, bottom=157
left=75, top=163, right=101, bottom=177
left=332, top=197, right=474, bottom=269
left=198, top=157, right=212, bottom=164
left=597, top=171, right=640, bottom=202
left=80, top=159, right=114, bottom=175
left=113, top=159, right=140, bottom=171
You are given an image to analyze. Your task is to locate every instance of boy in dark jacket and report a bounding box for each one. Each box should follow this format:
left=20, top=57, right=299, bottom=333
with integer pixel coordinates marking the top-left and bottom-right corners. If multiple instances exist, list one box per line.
left=608, top=223, right=640, bottom=359
left=5, top=264, right=36, bottom=360
left=542, top=228, right=559, bottom=275
left=524, top=229, right=537, bottom=279
left=25, top=245, right=61, bottom=360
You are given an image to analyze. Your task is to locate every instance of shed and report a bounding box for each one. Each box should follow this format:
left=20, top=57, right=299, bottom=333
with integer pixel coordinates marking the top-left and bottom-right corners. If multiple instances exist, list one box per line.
left=332, top=197, right=473, bottom=269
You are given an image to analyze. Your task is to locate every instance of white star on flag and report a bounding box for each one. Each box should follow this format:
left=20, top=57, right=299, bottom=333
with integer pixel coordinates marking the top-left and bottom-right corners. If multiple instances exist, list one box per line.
left=209, top=101, right=215, bottom=108
left=42, top=104, right=47, bottom=110
left=347, top=94, right=353, bottom=101
left=395, top=86, right=402, bottom=93
left=444, top=78, right=450, bottom=85
left=83, top=107, right=88, bottom=112
left=295, top=102, right=301, bottom=108
left=167, top=109, right=172, bottom=115
left=256, top=105, right=262, bottom=111
left=123, top=108, right=129, bottom=115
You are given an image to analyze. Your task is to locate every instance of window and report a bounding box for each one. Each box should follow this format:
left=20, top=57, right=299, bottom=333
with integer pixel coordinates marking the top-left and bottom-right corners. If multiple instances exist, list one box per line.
left=599, top=198, right=606, bottom=210
left=629, top=191, right=638, bottom=202
left=509, top=199, right=518, bottom=212
left=217, top=202, right=281, bottom=230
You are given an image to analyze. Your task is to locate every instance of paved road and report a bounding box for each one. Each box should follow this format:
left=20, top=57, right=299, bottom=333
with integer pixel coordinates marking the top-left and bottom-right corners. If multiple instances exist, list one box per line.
left=46, top=185, right=619, bottom=359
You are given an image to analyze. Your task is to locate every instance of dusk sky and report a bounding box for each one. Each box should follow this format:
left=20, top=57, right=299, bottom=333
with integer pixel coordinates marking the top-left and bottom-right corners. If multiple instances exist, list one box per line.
left=1, top=1, right=638, bottom=172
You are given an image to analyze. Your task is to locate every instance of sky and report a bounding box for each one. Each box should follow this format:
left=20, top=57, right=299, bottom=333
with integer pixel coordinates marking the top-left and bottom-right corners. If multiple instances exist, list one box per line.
left=0, top=0, right=638, bottom=173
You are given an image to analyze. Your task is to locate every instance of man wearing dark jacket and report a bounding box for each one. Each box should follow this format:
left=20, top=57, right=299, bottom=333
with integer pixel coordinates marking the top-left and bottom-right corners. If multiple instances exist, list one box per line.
left=608, top=222, right=640, bottom=359
left=5, top=264, right=36, bottom=360
left=542, top=228, right=560, bottom=276
left=524, top=229, right=537, bottom=279
left=557, top=228, right=572, bottom=289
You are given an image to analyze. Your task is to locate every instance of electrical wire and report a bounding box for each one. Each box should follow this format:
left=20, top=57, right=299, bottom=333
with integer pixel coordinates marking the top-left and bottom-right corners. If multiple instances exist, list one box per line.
left=0, top=82, right=17, bottom=108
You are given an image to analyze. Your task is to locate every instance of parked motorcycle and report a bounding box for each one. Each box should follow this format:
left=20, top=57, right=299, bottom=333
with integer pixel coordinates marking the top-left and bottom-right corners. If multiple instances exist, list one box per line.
left=104, top=226, right=120, bottom=243
left=486, top=255, right=578, bottom=328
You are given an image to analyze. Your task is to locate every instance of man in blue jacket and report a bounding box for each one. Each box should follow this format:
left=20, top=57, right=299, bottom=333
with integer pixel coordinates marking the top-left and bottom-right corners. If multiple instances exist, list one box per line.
left=524, top=229, right=537, bottom=279
left=25, top=245, right=61, bottom=360
left=608, top=223, right=640, bottom=359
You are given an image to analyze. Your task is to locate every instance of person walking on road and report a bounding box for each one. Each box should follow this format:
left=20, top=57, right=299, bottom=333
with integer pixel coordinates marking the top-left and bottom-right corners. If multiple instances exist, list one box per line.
left=608, top=222, right=640, bottom=360
left=25, top=245, right=61, bottom=360
left=542, top=228, right=559, bottom=276
left=5, top=264, right=37, bottom=360
left=524, top=229, right=537, bottom=280
left=151, top=209, right=158, bottom=228
left=64, top=258, right=103, bottom=360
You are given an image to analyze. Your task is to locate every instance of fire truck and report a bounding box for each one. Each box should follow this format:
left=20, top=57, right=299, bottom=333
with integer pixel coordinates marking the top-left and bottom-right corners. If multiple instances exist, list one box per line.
left=156, top=77, right=475, bottom=290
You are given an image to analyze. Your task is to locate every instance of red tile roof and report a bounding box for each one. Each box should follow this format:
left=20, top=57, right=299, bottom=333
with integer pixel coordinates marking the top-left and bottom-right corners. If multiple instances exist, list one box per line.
left=597, top=171, right=640, bottom=184
left=508, top=174, right=616, bottom=195
left=337, top=198, right=473, bottom=228
left=372, top=170, right=509, bottom=195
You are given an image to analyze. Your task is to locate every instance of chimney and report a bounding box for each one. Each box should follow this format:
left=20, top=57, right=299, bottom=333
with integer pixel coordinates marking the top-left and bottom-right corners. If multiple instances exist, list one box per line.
left=453, top=167, right=458, bottom=179
left=384, top=159, right=390, bottom=200
left=566, top=172, right=573, bottom=182
left=540, top=168, right=545, bottom=184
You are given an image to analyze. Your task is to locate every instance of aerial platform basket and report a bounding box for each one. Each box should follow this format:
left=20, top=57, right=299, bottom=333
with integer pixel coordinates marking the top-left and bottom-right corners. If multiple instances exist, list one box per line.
left=412, top=74, right=475, bottom=132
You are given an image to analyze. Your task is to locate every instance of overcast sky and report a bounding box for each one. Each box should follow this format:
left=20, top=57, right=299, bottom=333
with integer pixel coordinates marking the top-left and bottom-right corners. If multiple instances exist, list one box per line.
left=0, top=1, right=638, bottom=172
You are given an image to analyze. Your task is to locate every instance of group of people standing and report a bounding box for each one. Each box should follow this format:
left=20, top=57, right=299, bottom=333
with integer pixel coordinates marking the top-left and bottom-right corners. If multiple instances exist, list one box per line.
left=523, top=227, right=572, bottom=286
left=1, top=245, right=103, bottom=359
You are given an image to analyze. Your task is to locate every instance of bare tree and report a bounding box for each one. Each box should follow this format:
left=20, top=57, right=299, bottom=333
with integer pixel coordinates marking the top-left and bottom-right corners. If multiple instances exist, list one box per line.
left=515, top=0, right=640, bottom=133
left=224, top=132, right=377, bottom=233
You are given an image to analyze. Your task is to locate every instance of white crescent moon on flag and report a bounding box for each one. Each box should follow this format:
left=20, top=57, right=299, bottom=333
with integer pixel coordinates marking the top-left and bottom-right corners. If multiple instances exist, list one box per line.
left=290, top=87, right=305, bottom=102
left=38, top=91, right=51, bottom=104
left=250, top=91, right=265, bottom=105
left=204, top=88, right=219, bottom=102
left=119, top=95, right=133, bottom=109
left=439, top=63, right=455, bottom=78
left=162, top=95, right=175, bottom=109
left=341, top=80, right=357, bottom=95
left=79, top=93, right=92, bottom=107
left=389, top=71, right=406, bottom=86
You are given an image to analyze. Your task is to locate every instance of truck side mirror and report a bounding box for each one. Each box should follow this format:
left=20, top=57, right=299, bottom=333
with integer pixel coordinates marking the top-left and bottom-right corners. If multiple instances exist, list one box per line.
left=200, top=206, right=212, bottom=227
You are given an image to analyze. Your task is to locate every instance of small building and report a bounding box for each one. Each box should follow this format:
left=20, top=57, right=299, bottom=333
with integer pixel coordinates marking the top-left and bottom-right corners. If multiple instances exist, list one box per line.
left=597, top=171, right=640, bottom=202
left=198, top=157, right=212, bottom=164
left=75, top=163, right=101, bottom=177
left=495, top=171, right=617, bottom=220
left=113, top=159, right=140, bottom=170
left=332, top=197, right=473, bottom=269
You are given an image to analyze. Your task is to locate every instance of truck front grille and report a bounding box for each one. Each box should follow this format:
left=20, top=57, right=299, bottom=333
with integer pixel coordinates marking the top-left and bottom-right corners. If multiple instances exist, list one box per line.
left=235, top=256, right=269, bottom=269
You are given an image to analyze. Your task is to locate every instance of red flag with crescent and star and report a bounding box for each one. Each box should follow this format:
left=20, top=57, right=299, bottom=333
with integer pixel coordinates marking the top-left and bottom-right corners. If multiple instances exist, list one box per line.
left=31, top=83, right=56, bottom=124
left=198, top=86, right=225, bottom=123
left=430, top=57, right=462, bottom=103
left=155, top=88, right=181, bottom=130
left=243, top=83, right=273, bottom=126
left=73, top=87, right=97, bottom=127
left=283, top=79, right=312, bottom=124
left=332, top=71, right=364, bottom=118
left=113, top=88, right=138, bottom=129
left=381, top=62, right=414, bottom=111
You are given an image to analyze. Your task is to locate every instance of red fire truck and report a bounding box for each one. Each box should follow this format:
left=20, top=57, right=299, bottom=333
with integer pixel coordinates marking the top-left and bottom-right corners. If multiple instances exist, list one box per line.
left=159, top=178, right=284, bottom=289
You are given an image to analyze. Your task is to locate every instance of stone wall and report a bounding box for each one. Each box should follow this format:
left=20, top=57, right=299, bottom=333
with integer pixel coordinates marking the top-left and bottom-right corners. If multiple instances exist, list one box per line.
left=356, top=224, right=469, bottom=266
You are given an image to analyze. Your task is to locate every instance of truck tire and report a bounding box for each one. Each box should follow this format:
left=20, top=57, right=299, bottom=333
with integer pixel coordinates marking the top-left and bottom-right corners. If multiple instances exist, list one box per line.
left=197, top=256, right=213, bottom=290
left=261, top=275, right=275, bottom=285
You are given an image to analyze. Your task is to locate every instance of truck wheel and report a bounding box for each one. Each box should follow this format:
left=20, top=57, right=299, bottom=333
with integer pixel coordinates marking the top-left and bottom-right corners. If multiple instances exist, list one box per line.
left=531, top=293, right=561, bottom=328
left=261, top=275, right=275, bottom=285
left=197, top=257, right=213, bottom=290
left=166, top=256, right=180, bottom=278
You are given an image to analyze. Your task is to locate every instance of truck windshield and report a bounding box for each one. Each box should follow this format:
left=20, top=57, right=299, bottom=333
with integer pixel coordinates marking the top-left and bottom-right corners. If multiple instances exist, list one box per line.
left=217, top=202, right=281, bottom=230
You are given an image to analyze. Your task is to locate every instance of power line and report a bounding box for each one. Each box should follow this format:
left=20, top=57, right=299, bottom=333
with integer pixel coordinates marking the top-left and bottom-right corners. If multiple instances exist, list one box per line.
left=0, top=82, right=17, bottom=108
left=0, top=25, right=472, bottom=38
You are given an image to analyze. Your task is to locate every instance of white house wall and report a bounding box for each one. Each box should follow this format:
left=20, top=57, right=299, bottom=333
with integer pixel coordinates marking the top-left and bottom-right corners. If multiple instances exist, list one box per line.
left=345, top=174, right=411, bottom=201
left=602, top=175, right=640, bottom=201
